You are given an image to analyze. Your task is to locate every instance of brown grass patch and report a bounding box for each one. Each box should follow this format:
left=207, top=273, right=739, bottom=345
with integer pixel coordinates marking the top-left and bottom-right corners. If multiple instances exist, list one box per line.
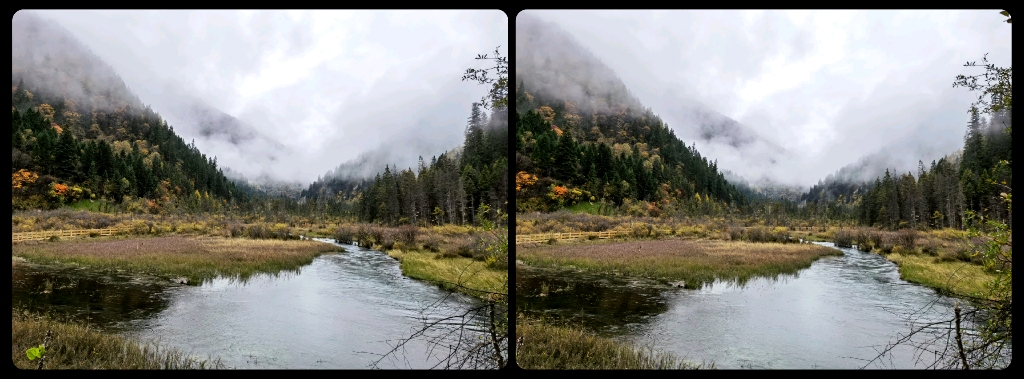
left=11, top=236, right=339, bottom=284
left=517, top=238, right=840, bottom=287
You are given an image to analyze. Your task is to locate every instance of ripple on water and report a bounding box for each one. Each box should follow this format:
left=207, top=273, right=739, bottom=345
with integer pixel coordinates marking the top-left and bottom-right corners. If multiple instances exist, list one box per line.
left=13, top=241, right=488, bottom=369
left=518, top=242, right=989, bottom=369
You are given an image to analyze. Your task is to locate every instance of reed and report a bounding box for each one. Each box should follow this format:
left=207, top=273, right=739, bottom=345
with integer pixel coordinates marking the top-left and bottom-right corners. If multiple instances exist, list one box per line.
left=516, top=316, right=708, bottom=369
left=386, top=249, right=506, bottom=299
left=12, top=310, right=222, bottom=369
left=11, top=236, right=339, bottom=284
left=517, top=239, right=840, bottom=288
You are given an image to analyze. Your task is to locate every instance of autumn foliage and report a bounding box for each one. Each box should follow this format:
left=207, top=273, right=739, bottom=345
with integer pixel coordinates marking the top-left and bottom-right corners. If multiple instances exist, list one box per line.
left=516, top=171, right=538, bottom=192
left=12, top=169, right=38, bottom=189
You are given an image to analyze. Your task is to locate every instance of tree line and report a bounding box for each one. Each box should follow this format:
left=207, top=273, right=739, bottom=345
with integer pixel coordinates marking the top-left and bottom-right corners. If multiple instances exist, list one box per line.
left=301, top=102, right=509, bottom=227
left=858, top=99, right=1011, bottom=230
left=12, top=80, right=244, bottom=212
left=515, top=81, right=745, bottom=214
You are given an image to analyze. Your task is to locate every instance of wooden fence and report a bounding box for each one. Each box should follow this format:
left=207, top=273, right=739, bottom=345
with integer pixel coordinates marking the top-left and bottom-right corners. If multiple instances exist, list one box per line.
left=12, top=227, right=126, bottom=243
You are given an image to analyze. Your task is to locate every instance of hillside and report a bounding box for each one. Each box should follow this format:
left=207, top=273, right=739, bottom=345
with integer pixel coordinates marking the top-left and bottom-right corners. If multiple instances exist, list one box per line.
left=12, top=11, right=244, bottom=211
left=514, top=13, right=744, bottom=215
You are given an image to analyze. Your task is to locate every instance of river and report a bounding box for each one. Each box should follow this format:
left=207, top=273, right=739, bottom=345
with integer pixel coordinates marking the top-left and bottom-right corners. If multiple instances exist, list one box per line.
left=517, top=241, right=1001, bottom=369
left=12, top=239, right=486, bottom=369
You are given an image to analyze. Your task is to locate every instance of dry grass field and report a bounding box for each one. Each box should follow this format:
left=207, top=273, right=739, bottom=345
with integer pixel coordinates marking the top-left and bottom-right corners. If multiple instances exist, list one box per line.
left=516, top=315, right=707, bottom=369
left=11, top=236, right=339, bottom=284
left=517, top=239, right=840, bottom=288
left=12, top=310, right=222, bottom=369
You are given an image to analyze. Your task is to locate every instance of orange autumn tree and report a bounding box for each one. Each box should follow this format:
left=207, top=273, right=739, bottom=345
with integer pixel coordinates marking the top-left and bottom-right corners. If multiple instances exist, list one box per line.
left=12, top=169, right=38, bottom=190
left=515, top=171, right=538, bottom=192
left=552, top=185, right=569, bottom=198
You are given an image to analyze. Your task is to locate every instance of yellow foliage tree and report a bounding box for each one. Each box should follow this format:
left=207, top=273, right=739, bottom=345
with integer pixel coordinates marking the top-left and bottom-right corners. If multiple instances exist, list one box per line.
left=12, top=169, right=38, bottom=190
left=515, top=171, right=538, bottom=192
left=62, top=110, right=81, bottom=128
left=537, top=106, right=555, bottom=123
left=37, top=103, right=55, bottom=121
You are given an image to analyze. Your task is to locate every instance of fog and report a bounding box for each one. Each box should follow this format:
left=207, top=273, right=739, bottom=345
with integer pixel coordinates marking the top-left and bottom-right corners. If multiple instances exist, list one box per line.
left=22, top=10, right=507, bottom=185
left=518, top=10, right=1011, bottom=189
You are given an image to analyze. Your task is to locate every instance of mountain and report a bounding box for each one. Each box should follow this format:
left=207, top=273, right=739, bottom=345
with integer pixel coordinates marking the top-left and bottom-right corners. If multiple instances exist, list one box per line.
left=515, top=14, right=789, bottom=174
left=12, top=11, right=244, bottom=209
left=515, top=13, right=745, bottom=211
left=138, top=82, right=293, bottom=176
left=721, top=170, right=803, bottom=202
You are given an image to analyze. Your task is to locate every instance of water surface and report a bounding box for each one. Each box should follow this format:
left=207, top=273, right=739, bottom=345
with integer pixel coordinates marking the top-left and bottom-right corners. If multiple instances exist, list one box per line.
left=13, top=239, right=486, bottom=369
left=517, top=242, right=989, bottom=369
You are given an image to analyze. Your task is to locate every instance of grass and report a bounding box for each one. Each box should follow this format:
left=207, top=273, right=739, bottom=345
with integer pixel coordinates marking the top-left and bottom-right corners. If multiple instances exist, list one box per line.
left=517, top=238, right=841, bottom=288
left=566, top=202, right=611, bottom=216
left=824, top=226, right=996, bottom=298
left=67, top=199, right=113, bottom=213
left=885, top=253, right=997, bottom=299
left=11, top=236, right=339, bottom=284
left=386, top=249, right=507, bottom=299
left=12, top=310, right=222, bottom=369
left=516, top=316, right=708, bottom=369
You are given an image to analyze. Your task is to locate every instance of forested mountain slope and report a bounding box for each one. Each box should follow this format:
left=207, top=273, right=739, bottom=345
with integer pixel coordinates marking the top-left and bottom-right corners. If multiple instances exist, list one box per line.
left=514, top=14, right=744, bottom=215
left=12, top=11, right=243, bottom=211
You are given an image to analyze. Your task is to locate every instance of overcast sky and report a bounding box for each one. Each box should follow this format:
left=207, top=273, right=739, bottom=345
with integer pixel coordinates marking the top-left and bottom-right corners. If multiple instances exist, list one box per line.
left=31, top=10, right=507, bottom=184
left=522, top=10, right=1011, bottom=188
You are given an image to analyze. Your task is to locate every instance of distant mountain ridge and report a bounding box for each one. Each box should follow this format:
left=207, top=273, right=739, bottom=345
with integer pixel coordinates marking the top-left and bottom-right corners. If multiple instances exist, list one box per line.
left=516, top=13, right=790, bottom=189
left=515, top=13, right=746, bottom=209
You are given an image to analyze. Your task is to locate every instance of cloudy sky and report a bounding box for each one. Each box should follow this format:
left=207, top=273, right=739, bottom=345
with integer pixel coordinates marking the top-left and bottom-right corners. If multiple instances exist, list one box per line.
left=31, top=10, right=507, bottom=184
left=521, top=10, right=1011, bottom=188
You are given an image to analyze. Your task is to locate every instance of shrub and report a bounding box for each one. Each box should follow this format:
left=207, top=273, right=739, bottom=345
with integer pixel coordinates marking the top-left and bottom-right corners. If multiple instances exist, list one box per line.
left=920, top=241, right=938, bottom=256
left=454, top=242, right=477, bottom=258
left=936, top=251, right=960, bottom=263
left=728, top=226, right=744, bottom=241
left=379, top=231, right=397, bottom=250
left=869, top=231, right=884, bottom=250
left=895, top=229, right=916, bottom=250
left=396, top=225, right=417, bottom=246
left=245, top=224, right=271, bottom=239
left=854, top=229, right=870, bottom=249
left=746, top=226, right=768, bottom=243
left=334, top=225, right=356, bottom=244
left=356, top=225, right=374, bottom=246
left=833, top=229, right=854, bottom=248
left=421, top=235, right=442, bottom=252
left=878, top=236, right=895, bottom=254
left=631, top=224, right=653, bottom=238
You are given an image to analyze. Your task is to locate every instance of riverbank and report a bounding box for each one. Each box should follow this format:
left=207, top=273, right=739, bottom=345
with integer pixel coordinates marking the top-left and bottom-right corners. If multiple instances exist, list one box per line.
left=822, top=227, right=998, bottom=298
left=330, top=224, right=508, bottom=300
left=12, top=309, right=221, bottom=369
left=517, top=238, right=840, bottom=288
left=884, top=253, right=995, bottom=298
left=11, top=236, right=339, bottom=285
left=385, top=249, right=506, bottom=300
left=516, top=316, right=708, bottom=369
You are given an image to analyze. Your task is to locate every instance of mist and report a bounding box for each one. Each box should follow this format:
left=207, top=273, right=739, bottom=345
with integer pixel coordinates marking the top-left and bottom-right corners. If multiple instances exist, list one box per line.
left=518, top=10, right=1011, bottom=189
left=22, top=10, right=508, bottom=185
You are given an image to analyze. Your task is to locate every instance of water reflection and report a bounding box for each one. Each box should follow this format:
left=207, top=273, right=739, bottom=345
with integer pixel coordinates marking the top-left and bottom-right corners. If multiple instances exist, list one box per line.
left=516, top=242, right=993, bottom=368
left=12, top=240, right=487, bottom=369
left=516, top=265, right=672, bottom=334
left=12, top=261, right=175, bottom=331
